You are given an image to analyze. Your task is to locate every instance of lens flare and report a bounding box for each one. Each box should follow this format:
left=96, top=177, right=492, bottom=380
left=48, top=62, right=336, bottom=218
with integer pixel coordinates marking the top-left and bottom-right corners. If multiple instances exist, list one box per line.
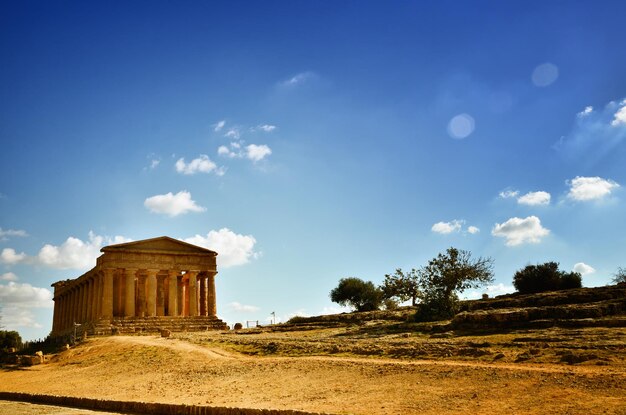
left=447, top=113, right=475, bottom=139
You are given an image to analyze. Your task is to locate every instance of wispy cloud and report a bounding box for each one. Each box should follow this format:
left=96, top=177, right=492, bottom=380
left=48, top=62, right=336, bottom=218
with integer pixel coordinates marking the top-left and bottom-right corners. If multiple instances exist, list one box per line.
left=175, top=155, right=225, bottom=176
left=213, top=120, right=226, bottom=132
left=0, top=228, right=28, bottom=239
left=431, top=219, right=479, bottom=235
left=255, top=124, right=276, bottom=132
left=228, top=302, right=260, bottom=313
left=217, top=143, right=272, bottom=162
left=280, top=71, right=317, bottom=87
left=555, top=98, right=626, bottom=163
left=499, top=190, right=519, bottom=199
left=225, top=127, right=241, bottom=140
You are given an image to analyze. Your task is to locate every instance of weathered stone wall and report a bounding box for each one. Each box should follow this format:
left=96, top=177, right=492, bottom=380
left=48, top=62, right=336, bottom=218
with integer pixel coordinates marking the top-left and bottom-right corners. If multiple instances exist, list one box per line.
left=0, top=392, right=326, bottom=415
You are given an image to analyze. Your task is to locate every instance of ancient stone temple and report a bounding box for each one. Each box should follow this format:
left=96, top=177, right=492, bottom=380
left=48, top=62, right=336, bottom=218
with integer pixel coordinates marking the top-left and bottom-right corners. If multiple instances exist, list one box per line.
left=50, top=236, right=227, bottom=337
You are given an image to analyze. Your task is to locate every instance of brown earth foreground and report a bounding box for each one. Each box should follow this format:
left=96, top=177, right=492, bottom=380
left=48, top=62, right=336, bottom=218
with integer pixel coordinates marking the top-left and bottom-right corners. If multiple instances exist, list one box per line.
left=2, top=322, right=626, bottom=415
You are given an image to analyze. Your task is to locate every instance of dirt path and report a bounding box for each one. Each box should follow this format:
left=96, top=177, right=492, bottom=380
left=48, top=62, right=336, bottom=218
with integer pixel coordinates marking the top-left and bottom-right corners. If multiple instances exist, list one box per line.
left=2, top=335, right=625, bottom=414
left=108, top=335, right=239, bottom=360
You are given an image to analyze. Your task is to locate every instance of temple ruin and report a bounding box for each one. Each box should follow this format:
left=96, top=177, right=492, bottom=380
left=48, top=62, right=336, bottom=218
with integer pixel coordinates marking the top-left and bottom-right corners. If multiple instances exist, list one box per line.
left=50, top=236, right=227, bottom=337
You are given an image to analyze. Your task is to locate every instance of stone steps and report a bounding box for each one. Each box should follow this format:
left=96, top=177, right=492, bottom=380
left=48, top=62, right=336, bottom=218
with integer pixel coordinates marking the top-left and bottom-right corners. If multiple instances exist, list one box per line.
left=92, top=316, right=228, bottom=335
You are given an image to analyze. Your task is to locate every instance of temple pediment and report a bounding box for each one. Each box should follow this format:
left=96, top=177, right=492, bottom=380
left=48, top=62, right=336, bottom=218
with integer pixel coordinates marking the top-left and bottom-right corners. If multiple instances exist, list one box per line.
left=101, top=236, right=217, bottom=256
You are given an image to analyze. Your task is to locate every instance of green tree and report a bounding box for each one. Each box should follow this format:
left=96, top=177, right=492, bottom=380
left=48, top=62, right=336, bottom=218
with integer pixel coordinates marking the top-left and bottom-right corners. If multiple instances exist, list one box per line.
left=612, top=267, right=626, bottom=284
left=513, top=262, right=582, bottom=294
left=330, top=277, right=383, bottom=312
left=416, top=247, right=494, bottom=321
left=381, top=268, right=421, bottom=306
left=0, top=330, right=23, bottom=351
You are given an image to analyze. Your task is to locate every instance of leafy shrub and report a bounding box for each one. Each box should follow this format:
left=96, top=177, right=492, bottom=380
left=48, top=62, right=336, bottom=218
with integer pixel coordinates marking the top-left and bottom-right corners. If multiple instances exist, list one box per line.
left=330, top=277, right=383, bottom=312
left=513, top=262, right=582, bottom=294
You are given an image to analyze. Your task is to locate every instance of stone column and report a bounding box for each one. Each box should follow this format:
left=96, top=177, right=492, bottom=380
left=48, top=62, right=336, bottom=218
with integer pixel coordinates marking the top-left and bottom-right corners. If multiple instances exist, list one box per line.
left=136, top=274, right=145, bottom=317
left=187, top=271, right=198, bottom=316
left=178, top=277, right=185, bottom=316
left=102, top=268, right=114, bottom=319
left=86, top=279, right=93, bottom=322
left=60, top=294, right=66, bottom=331
left=207, top=272, right=217, bottom=317
left=167, top=271, right=178, bottom=317
left=70, top=288, right=77, bottom=325
left=146, top=270, right=158, bottom=317
left=77, top=284, right=84, bottom=323
left=95, top=272, right=103, bottom=319
left=52, top=298, right=59, bottom=333
left=199, top=275, right=207, bottom=316
left=156, top=274, right=165, bottom=316
left=124, top=268, right=136, bottom=317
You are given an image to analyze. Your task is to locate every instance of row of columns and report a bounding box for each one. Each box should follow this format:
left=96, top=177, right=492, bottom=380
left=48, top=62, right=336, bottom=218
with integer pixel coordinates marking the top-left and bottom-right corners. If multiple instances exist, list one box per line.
left=52, top=268, right=217, bottom=334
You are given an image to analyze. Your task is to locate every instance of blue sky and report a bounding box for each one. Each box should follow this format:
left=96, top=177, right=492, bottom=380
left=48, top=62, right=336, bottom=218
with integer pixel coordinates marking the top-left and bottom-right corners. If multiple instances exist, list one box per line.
left=1, top=1, right=626, bottom=340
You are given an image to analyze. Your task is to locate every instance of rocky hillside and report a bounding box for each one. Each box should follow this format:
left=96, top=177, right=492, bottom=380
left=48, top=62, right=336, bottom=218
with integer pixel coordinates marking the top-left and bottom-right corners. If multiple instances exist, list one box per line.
left=280, top=283, right=626, bottom=333
left=453, top=283, right=626, bottom=330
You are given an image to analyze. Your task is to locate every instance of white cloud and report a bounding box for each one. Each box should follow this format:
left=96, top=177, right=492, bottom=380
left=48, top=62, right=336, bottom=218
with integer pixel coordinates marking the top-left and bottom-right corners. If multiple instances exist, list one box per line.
left=499, top=190, right=519, bottom=199
left=431, top=220, right=463, bottom=234
left=143, top=154, right=161, bottom=171
left=225, top=128, right=241, bottom=140
left=0, top=282, right=53, bottom=329
left=218, top=143, right=272, bottom=162
left=577, top=106, right=593, bottom=118
left=183, top=228, right=258, bottom=268
left=573, top=262, right=595, bottom=276
left=0, top=233, right=133, bottom=271
left=492, top=216, right=550, bottom=246
left=0, top=228, right=28, bottom=239
left=144, top=190, right=206, bottom=217
left=0, top=248, right=26, bottom=265
left=256, top=124, right=276, bottom=132
left=228, top=302, right=260, bottom=313
left=432, top=220, right=479, bottom=235
left=246, top=144, right=272, bottom=162
left=218, top=145, right=238, bottom=158
left=0, top=281, right=53, bottom=308
left=1, top=272, right=18, bottom=281
left=531, top=62, right=559, bottom=87
left=37, top=231, right=132, bottom=270
left=214, top=120, right=226, bottom=132
left=612, top=102, right=626, bottom=126
left=567, top=176, right=620, bottom=201
left=280, top=71, right=316, bottom=87
left=517, top=191, right=551, bottom=206
left=555, top=98, right=626, bottom=162
left=175, top=155, right=225, bottom=176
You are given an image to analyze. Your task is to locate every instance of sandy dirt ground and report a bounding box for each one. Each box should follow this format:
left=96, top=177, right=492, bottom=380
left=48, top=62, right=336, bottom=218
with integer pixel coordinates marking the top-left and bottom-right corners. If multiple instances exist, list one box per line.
left=1, top=327, right=626, bottom=415
left=0, top=401, right=124, bottom=415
